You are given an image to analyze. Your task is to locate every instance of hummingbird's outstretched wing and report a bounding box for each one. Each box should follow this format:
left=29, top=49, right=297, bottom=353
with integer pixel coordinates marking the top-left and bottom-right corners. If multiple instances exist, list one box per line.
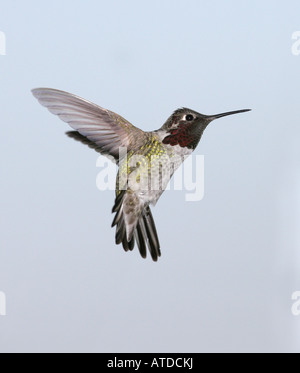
left=31, top=88, right=146, bottom=161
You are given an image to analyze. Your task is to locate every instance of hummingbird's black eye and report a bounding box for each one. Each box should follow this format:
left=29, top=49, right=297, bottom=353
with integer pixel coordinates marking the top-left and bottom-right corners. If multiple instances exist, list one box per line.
left=185, top=114, right=194, bottom=121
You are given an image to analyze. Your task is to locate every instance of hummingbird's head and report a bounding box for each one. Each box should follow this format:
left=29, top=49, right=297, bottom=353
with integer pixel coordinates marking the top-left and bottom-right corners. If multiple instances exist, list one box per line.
left=161, top=107, right=251, bottom=149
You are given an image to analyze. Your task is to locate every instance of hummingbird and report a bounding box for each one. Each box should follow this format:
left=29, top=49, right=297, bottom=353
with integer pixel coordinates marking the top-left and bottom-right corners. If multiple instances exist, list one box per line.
left=32, top=88, right=250, bottom=261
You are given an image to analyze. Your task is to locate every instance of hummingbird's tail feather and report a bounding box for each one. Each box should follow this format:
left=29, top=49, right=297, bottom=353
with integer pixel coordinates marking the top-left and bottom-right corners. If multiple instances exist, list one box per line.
left=111, top=202, right=123, bottom=227
left=115, top=217, right=126, bottom=245
left=134, top=222, right=147, bottom=258
left=112, top=191, right=161, bottom=261
left=122, top=235, right=135, bottom=252
left=115, top=217, right=135, bottom=251
left=142, top=206, right=161, bottom=261
left=112, top=190, right=126, bottom=213
left=112, top=190, right=138, bottom=252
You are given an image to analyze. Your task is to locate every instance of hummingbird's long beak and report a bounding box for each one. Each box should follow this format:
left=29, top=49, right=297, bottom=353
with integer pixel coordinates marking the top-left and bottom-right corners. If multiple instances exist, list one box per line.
left=205, top=109, right=251, bottom=121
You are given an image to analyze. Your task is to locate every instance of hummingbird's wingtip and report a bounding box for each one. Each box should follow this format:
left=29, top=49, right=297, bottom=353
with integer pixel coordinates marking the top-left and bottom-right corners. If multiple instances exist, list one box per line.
left=31, top=88, right=42, bottom=97
left=31, top=87, right=59, bottom=98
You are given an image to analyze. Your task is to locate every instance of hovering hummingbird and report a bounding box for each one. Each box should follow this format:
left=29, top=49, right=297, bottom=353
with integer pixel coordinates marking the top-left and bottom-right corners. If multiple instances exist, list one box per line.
left=32, top=88, right=250, bottom=261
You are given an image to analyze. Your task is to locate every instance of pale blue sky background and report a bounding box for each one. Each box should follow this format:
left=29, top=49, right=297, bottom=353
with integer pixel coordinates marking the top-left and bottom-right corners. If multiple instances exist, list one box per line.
left=1, top=0, right=300, bottom=352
